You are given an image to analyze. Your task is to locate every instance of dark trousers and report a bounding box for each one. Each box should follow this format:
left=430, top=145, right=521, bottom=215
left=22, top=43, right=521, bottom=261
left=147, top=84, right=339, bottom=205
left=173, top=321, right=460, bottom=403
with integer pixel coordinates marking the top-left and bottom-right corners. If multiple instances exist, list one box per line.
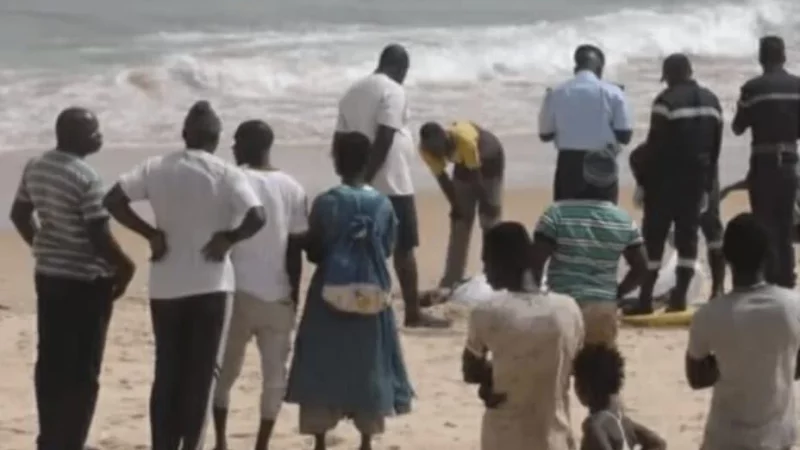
left=642, top=183, right=705, bottom=271
left=554, top=150, right=619, bottom=203
left=749, top=153, right=799, bottom=288
left=34, top=273, right=114, bottom=450
left=150, top=292, right=230, bottom=450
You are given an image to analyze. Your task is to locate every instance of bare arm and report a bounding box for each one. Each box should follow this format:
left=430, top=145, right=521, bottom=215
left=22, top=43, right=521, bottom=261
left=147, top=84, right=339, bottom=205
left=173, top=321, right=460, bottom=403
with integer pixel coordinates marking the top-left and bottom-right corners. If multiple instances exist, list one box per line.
left=630, top=418, right=667, bottom=450
left=435, top=172, right=459, bottom=210
left=286, top=234, right=304, bottom=307
left=220, top=206, right=266, bottom=244
left=685, top=353, right=719, bottom=389
left=720, top=178, right=748, bottom=201
left=732, top=84, right=752, bottom=136
left=618, top=243, right=647, bottom=298
left=530, top=232, right=556, bottom=286
left=10, top=200, right=37, bottom=247
left=86, top=218, right=134, bottom=272
left=103, top=184, right=159, bottom=241
left=364, top=125, right=395, bottom=184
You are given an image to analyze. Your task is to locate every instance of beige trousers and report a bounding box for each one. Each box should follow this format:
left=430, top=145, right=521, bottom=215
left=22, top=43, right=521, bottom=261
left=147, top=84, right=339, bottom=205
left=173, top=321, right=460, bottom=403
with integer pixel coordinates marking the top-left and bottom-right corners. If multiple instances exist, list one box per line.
left=579, top=302, right=619, bottom=347
left=213, top=291, right=295, bottom=419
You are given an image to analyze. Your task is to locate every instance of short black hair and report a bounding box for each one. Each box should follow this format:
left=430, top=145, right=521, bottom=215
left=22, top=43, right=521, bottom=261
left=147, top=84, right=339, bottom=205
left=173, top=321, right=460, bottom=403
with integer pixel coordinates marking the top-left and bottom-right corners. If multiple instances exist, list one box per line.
left=419, top=121, right=446, bottom=141
left=183, top=100, right=221, bottom=147
left=574, top=44, right=605, bottom=66
left=55, top=107, right=95, bottom=148
left=573, top=344, right=625, bottom=397
left=235, top=120, right=274, bottom=149
left=482, top=222, right=531, bottom=273
left=378, top=43, right=409, bottom=70
left=723, top=212, right=770, bottom=273
left=332, top=131, right=371, bottom=178
left=759, top=35, right=786, bottom=65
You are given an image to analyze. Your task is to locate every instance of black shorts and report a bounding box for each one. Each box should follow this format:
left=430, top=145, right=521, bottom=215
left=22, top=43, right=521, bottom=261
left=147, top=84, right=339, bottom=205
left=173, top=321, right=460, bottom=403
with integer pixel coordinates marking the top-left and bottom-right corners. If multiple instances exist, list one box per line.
left=389, top=195, right=420, bottom=254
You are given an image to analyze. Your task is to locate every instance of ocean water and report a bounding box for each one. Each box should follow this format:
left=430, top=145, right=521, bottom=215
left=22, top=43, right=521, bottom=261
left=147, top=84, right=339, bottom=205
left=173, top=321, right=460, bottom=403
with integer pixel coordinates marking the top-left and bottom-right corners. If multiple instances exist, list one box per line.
left=0, top=0, right=798, bottom=152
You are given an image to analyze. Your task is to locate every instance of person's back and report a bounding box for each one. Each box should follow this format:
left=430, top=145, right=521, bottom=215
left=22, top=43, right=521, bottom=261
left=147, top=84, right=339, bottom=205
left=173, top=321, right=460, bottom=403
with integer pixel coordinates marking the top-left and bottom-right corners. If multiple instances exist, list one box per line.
left=690, top=284, right=800, bottom=449
left=735, top=69, right=800, bottom=146
left=120, top=149, right=250, bottom=298
left=22, top=149, right=111, bottom=278
left=537, top=200, right=639, bottom=302
left=337, top=73, right=395, bottom=142
left=231, top=169, right=307, bottom=301
left=470, top=290, right=583, bottom=449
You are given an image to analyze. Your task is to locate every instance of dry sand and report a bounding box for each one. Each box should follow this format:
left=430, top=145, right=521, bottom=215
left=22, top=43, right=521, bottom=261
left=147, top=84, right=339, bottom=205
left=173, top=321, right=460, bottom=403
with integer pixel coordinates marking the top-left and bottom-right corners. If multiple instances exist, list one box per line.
left=0, top=185, right=794, bottom=450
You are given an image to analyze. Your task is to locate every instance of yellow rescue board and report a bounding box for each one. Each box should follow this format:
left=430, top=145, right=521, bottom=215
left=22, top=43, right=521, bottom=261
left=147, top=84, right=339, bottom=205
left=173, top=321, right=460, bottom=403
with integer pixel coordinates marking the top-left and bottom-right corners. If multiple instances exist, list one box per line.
left=620, top=307, right=696, bottom=328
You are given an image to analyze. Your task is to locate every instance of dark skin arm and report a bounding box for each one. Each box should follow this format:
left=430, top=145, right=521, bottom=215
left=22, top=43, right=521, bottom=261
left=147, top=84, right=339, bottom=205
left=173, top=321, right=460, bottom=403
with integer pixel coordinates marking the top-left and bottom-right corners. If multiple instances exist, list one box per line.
left=103, top=184, right=159, bottom=242
left=461, top=349, right=506, bottom=408
left=434, top=172, right=459, bottom=212
left=617, top=243, right=647, bottom=298
left=286, top=234, right=304, bottom=307
left=719, top=178, right=748, bottom=201
left=613, top=130, right=632, bottom=145
left=685, top=353, right=719, bottom=389
left=539, top=133, right=555, bottom=143
left=731, top=85, right=751, bottom=136
left=364, top=125, right=395, bottom=184
left=530, top=232, right=556, bottom=286
left=629, top=418, right=667, bottom=450
left=86, top=219, right=135, bottom=299
left=795, top=350, right=800, bottom=379
left=9, top=200, right=37, bottom=247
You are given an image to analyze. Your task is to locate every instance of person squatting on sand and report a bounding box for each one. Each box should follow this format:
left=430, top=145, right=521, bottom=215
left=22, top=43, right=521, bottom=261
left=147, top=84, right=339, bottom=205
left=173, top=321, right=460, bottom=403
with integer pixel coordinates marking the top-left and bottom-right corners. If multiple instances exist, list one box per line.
left=212, top=120, right=309, bottom=450
left=284, top=131, right=414, bottom=450
left=104, top=101, right=266, bottom=450
left=334, top=43, right=449, bottom=328
left=530, top=149, right=646, bottom=347
left=417, top=120, right=505, bottom=295
left=463, top=221, right=584, bottom=450
left=573, top=345, right=665, bottom=450
left=686, top=213, right=800, bottom=450
left=730, top=35, right=800, bottom=289
left=538, top=44, right=632, bottom=204
left=627, top=53, right=723, bottom=315
left=11, top=107, right=136, bottom=450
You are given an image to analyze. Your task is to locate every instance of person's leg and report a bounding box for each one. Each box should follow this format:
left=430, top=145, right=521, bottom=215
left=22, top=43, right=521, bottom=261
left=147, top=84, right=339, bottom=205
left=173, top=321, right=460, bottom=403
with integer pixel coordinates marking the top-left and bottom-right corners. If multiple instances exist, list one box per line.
left=630, top=192, right=672, bottom=314
left=438, top=178, right=478, bottom=288
left=299, top=407, right=342, bottom=450
left=59, top=277, right=115, bottom=449
left=553, top=151, right=586, bottom=202
left=390, top=195, right=449, bottom=328
left=773, top=157, right=798, bottom=288
left=749, top=156, right=785, bottom=286
left=670, top=187, right=704, bottom=312
left=34, top=274, right=71, bottom=450
left=579, top=302, right=619, bottom=347
left=700, top=177, right=725, bottom=299
left=150, top=299, right=186, bottom=450
left=180, top=292, right=231, bottom=450
left=253, top=298, right=296, bottom=450
left=477, top=176, right=503, bottom=230
left=212, top=293, right=253, bottom=450
left=352, top=413, right=385, bottom=450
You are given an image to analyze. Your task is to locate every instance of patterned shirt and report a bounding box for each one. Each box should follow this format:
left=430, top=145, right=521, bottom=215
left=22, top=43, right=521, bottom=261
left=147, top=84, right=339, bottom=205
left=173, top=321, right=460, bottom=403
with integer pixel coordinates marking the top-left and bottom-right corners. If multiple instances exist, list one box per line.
left=15, top=149, right=112, bottom=280
left=534, top=200, right=642, bottom=303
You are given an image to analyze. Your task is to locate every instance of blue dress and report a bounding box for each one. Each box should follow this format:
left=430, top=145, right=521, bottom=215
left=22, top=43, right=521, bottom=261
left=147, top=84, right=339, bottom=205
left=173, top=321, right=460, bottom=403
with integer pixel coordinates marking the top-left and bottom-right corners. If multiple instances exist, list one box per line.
left=285, top=184, right=414, bottom=424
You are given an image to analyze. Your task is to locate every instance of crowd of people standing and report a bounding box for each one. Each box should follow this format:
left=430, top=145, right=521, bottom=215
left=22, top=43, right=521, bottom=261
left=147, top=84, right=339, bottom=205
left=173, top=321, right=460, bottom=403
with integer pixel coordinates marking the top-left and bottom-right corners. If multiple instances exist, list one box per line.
left=9, top=32, right=800, bottom=450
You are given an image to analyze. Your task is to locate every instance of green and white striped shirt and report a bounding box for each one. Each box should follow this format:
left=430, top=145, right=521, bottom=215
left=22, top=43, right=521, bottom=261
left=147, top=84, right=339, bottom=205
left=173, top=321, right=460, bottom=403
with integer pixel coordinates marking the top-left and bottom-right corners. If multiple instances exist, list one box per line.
left=15, top=149, right=113, bottom=280
left=535, top=200, right=642, bottom=303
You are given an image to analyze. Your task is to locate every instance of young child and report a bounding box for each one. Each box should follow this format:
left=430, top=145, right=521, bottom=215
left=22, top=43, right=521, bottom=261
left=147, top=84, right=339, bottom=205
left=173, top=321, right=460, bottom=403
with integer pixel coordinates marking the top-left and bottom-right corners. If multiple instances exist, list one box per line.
left=573, top=344, right=666, bottom=450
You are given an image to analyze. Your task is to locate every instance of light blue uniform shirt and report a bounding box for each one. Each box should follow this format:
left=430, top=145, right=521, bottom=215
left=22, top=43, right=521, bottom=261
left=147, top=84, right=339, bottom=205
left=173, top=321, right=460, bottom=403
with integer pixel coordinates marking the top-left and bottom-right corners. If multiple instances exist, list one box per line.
left=538, top=70, right=632, bottom=151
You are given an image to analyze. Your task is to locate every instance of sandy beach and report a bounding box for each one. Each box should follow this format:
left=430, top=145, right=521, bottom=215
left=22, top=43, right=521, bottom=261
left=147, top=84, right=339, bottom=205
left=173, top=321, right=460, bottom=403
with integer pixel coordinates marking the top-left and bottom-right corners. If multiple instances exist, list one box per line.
left=1, top=175, right=793, bottom=449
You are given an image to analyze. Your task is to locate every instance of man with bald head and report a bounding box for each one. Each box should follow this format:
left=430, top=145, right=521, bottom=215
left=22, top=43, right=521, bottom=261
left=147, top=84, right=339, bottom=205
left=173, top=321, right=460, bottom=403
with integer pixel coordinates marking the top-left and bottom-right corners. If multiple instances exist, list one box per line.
left=538, top=44, right=632, bottom=203
left=335, top=44, right=450, bottom=328
left=104, top=101, right=265, bottom=449
left=10, top=107, right=135, bottom=450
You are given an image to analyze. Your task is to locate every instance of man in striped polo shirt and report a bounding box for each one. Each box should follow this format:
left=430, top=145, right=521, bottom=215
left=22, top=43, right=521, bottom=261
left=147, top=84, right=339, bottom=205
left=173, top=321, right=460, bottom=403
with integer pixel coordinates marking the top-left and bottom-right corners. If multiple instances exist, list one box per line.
left=530, top=148, right=647, bottom=347
left=10, top=107, right=135, bottom=450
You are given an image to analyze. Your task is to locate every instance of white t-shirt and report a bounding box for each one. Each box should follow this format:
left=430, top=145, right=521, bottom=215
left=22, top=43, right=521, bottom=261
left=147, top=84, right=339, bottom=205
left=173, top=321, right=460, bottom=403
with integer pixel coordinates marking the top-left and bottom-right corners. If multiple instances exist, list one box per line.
left=335, top=72, right=415, bottom=196
left=118, top=150, right=261, bottom=300
left=688, top=283, right=800, bottom=450
left=231, top=168, right=308, bottom=302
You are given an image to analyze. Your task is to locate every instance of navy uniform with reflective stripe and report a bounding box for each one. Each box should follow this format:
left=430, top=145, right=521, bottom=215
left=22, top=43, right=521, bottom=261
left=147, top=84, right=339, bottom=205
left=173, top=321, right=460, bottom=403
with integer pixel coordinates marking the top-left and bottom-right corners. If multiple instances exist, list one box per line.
left=732, top=68, right=800, bottom=288
left=640, top=79, right=723, bottom=306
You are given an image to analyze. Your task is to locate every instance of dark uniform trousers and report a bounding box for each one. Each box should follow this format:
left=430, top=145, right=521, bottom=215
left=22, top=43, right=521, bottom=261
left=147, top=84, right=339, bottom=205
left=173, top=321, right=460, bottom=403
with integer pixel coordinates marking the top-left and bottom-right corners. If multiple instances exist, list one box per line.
left=554, top=150, right=618, bottom=203
left=749, top=150, right=799, bottom=288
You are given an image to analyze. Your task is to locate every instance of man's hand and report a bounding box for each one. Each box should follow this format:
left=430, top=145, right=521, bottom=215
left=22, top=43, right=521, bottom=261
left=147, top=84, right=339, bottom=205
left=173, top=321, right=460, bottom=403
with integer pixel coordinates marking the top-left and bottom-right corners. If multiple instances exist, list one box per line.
left=478, top=381, right=507, bottom=409
left=202, top=231, right=234, bottom=262
left=111, top=259, right=135, bottom=300
left=148, top=229, right=168, bottom=262
left=479, top=200, right=500, bottom=221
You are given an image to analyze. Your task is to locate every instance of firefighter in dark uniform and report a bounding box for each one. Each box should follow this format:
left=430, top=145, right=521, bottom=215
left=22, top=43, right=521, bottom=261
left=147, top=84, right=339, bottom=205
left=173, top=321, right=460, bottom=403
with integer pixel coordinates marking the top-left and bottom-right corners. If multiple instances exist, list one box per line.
left=630, top=143, right=726, bottom=302
left=731, top=35, right=800, bottom=289
left=627, top=53, right=723, bottom=315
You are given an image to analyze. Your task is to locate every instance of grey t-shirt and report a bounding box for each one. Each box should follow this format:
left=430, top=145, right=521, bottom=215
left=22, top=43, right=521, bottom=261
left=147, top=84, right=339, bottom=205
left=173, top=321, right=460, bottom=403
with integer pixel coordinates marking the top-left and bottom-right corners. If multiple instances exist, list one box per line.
left=688, top=284, right=800, bottom=450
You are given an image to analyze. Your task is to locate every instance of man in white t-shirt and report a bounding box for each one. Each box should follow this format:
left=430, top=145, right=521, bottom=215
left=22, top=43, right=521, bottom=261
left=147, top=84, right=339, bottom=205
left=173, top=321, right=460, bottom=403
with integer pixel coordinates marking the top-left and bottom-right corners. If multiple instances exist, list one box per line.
left=335, top=44, right=449, bottom=328
left=686, top=212, right=800, bottom=450
left=211, top=120, right=308, bottom=450
left=103, top=101, right=265, bottom=450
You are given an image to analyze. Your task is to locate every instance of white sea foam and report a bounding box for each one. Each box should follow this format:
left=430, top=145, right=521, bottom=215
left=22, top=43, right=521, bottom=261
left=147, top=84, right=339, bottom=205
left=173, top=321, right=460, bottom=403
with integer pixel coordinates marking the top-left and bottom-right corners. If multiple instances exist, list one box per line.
left=0, top=0, right=797, bottom=150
